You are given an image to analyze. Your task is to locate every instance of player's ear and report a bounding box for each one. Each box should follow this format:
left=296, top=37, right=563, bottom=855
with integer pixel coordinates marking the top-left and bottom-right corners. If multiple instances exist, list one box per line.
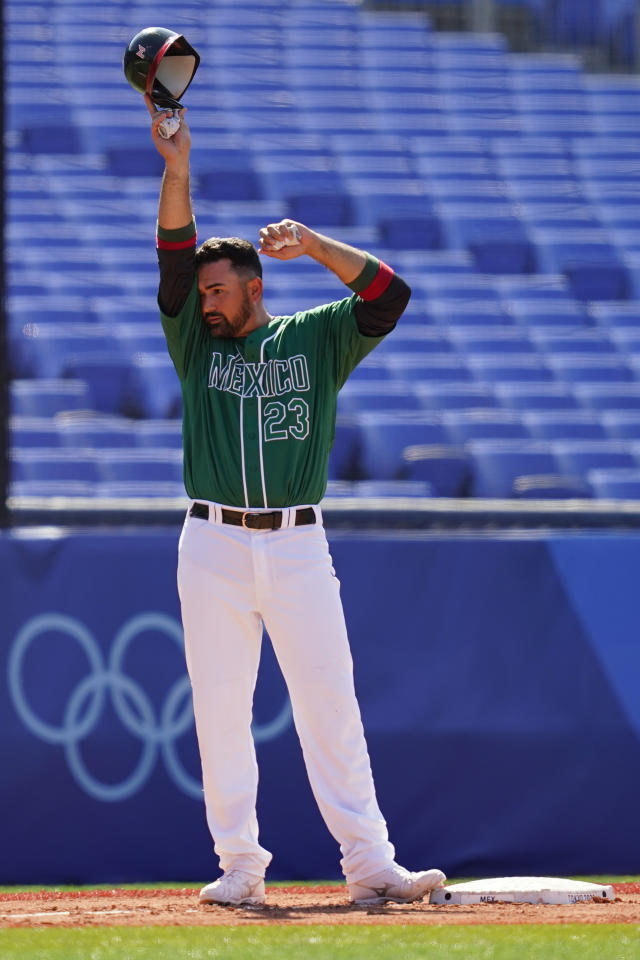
left=247, top=276, right=263, bottom=303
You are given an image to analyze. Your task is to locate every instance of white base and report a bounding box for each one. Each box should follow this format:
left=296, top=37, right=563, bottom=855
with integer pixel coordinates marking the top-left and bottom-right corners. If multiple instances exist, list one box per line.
left=430, top=876, right=615, bottom=905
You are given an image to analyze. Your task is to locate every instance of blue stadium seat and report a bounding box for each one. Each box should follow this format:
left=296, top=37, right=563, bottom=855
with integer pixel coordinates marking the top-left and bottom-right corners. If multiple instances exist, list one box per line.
left=528, top=328, right=617, bottom=354
left=495, top=274, right=573, bottom=300
left=57, top=413, right=137, bottom=448
left=544, top=0, right=605, bottom=47
left=587, top=468, right=640, bottom=500
left=523, top=410, right=608, bottom=440
left=95, top=481, right=187, bottom=499
left=588, top=301, right=640, bottom=328
left=551, top=439, right=640, bottom=480
left=343, top=354, right=391, bottom=382
left=376, top=327, right=455, bottom=355
left=334, top=153, right=414, bottom=182
left=328, top=414, right=361, bottom=481
left=546, top=354, right=635, bottom=383
left=425, top=299, right=513, bottom=326
left=20, top=124, right=82, bottom=155
left=465, top=438, right=568, bottom=497
left=460, top=218, right=535, bottom=274
left=493, top=382, right=580, bottom=410
left=197, top=163, right=262, bottom=202
left=516, top=201, right=602, bottom=231
left=466, top=353, right=554, bottom=382
left=347, top=180, right=440, bottom=247
left=416, top=155, right=498, bottom=184
left=63, top=354, right=133, bottom=416
left=575, top=383, right=640, bottom=411
left=9, top=323, right=115, bottom=379
left=9, top=480, right=97, bottom=499
left=401, top=443, right=471, bottom=496
left=346, top=479, right=435, bottom=498
left=409, top=134, right=491, bottom=160
left=490, top=135, right=569, bottom=158
left=255, top=160, right=351, bottom=226
left=446, top=326, right=536, bottom=355
left=511, top=474, right=593, bottom=498
left=600, top=411, right=640, bottom=440
left=10, top=379, right=90, bottom=416
left=337, top=380, right=420, bottom=414
left=571, top=135, right=640, bottom=161
left=531, top=228, right=629, bottom=300
left=95, top=450, right=184, bottom=484
left=10, top=448, right=100, bottom=483
left=124, top=355, right=183, bottom=420
left=356, top=410, right=451, bottom=480
left=106, top=146, right=165, bottom=178
left=135, top=420, right=183, bottom=448
left=111, top=324, right=168, bottom=358
left=9, top=416, right=62, bottom=448
left=383, top=353, right=472, bottom=382
left=414, top=381, right=499, bottom=411
left=443, top=408, right=531, bottom=441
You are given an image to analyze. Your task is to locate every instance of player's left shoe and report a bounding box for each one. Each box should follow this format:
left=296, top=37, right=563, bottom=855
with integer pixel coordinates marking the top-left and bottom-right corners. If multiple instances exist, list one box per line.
left=199, top=869, right=266, bottom=907
left=348, top=863, right=446, bottom=905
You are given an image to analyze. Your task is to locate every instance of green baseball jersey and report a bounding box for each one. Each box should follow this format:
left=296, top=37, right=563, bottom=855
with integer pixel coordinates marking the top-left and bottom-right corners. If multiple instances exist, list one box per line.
left=160, top=277, right=384, bottom=508
left=156, top=217, right=409, bottom=508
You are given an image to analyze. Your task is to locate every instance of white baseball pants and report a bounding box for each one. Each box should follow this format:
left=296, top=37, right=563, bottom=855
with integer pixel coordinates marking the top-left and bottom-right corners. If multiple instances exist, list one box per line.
left=177, top=501, right=396, bottom=883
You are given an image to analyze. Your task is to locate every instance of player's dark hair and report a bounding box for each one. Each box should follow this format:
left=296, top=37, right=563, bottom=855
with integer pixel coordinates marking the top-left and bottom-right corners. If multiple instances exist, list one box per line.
left=195, top=237, right=263, bottom=279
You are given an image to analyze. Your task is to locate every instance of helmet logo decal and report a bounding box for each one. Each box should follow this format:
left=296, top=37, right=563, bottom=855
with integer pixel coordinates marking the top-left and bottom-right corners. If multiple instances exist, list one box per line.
left=136, top=44, right=146, bottom=58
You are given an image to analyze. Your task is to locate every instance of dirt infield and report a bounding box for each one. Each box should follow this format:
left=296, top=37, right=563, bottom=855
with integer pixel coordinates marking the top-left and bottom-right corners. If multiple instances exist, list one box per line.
left=1, top=883, right=639, bottom=928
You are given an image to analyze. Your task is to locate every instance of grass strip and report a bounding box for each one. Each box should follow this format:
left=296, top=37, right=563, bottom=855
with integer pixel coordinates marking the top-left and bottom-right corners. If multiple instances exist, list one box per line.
left=1, top=923, right=639, bottom=960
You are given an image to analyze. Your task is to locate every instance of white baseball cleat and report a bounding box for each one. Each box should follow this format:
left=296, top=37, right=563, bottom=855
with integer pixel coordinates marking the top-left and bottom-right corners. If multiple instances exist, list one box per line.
left=199, top=869, right=266, bottom=907
left=348, top=863, right=446, bottom=905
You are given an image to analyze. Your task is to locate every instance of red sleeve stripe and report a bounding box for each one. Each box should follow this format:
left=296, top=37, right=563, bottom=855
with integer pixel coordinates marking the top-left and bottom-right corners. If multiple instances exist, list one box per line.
left=156, top=235, right=197, bottom=250
left=358, top=261, right=395, bottom=301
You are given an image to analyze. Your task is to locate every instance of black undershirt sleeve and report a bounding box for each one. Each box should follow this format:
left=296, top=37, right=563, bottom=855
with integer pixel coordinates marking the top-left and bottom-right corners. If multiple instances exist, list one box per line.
left=157, top=246, right=196, bottom=318
left=353, top=273, right=411, bottom=337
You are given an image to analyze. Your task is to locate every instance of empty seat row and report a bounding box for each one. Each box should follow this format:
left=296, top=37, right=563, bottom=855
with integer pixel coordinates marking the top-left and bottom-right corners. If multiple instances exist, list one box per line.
left=13, top=433, right=640, bottom=501
left=332, top=417, right=640, bottom=497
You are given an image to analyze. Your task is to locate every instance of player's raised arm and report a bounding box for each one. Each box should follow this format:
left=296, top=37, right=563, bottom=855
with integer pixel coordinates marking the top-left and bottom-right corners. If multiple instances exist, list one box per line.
left=145, top=93, right=193, bottom=230
left=147, top=94, right=197, bottom=318
left=259, top=219, right=411, bottom=336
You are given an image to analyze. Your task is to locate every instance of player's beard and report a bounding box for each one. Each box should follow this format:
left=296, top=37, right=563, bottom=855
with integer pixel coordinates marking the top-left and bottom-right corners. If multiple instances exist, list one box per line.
left=204, top=286, right=253, bottom=339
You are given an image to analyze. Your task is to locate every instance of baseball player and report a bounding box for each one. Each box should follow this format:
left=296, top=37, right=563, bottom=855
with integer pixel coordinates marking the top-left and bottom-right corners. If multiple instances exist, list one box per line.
left=146, top=95, right=445, bottom=907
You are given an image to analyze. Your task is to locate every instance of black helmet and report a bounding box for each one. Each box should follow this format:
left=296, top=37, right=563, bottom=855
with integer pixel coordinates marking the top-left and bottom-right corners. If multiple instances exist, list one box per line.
left=124, top=27, right=200, bottom=110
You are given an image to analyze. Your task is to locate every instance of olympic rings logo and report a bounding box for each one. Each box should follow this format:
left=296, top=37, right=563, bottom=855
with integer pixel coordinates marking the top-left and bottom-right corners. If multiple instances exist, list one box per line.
left=8, top=612, right=293, bottom=803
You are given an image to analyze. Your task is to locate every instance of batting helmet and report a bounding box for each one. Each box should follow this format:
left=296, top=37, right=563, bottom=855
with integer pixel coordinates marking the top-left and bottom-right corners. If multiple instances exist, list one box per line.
left=123, top=27, right=200, bottom=110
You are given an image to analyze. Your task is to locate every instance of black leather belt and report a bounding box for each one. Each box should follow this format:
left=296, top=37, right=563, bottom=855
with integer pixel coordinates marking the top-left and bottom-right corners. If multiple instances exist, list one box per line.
left=189, top=501, right=316, bottom=530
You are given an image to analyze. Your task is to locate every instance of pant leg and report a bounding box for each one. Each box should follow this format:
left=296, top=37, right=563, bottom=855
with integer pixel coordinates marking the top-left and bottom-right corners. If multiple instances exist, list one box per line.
left=256, top=521, right=395, bottom=883
left=177, top=514, right=272, bottom=877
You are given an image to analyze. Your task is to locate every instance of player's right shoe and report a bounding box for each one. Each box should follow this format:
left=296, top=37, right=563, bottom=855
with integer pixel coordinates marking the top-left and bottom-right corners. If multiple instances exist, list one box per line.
left=348, top=863, right=446, bottom=905
left=199, top=869, right=266, bottom=907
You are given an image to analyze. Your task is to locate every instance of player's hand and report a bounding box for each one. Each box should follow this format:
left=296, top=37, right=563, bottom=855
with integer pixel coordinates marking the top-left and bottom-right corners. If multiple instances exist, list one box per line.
left=258, top=220, right=311, bottom=260
left=144, top=94, right=190, bottom=165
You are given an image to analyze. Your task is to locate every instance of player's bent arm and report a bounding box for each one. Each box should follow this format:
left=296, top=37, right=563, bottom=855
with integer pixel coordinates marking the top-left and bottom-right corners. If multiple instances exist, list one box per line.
left=303, top=228, right=412, bottom=334
left=259, top=220, right=366, bottom=284
left=303, top=230, right=368, bottom=285
left=258, top=219, right=410, bottom=333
